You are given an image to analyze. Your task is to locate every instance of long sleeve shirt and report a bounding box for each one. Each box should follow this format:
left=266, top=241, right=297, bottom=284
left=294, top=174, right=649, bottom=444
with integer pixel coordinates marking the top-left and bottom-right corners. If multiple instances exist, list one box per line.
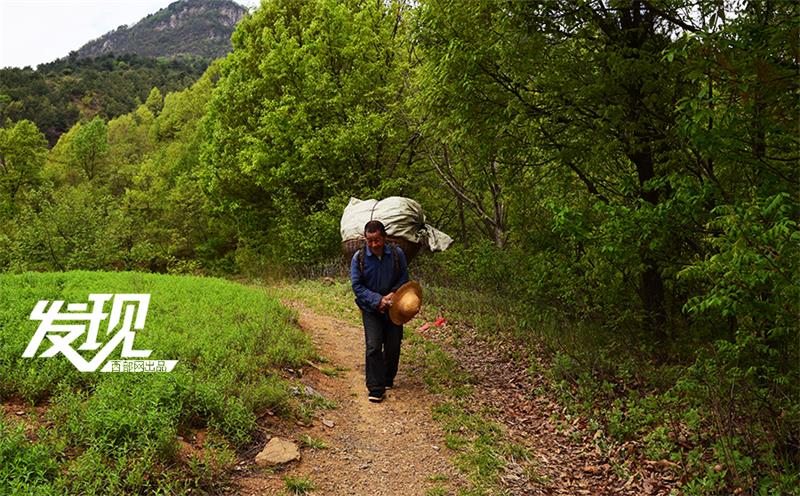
left=350, top=243, right=409, bottom=313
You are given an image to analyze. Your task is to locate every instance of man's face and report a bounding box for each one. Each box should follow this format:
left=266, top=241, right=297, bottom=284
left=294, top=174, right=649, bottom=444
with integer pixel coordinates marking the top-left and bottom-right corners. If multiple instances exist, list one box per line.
left=365, top=230, right=385, bottom=257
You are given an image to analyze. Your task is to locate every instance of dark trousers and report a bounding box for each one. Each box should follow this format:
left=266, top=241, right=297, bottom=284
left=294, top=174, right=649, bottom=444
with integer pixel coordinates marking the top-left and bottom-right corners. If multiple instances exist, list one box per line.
left=362, top=310, right=403, bottom=395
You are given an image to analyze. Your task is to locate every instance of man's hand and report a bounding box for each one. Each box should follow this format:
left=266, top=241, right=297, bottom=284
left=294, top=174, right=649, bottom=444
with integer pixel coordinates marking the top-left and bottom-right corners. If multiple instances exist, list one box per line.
left=378, top=292, right=395, bottom=313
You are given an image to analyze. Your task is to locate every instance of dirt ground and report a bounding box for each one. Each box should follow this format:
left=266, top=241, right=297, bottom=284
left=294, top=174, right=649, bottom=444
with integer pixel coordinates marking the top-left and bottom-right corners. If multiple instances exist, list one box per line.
left=231, top=302, right=464, bottom=495
left=420, top=323, right=681, bottom=496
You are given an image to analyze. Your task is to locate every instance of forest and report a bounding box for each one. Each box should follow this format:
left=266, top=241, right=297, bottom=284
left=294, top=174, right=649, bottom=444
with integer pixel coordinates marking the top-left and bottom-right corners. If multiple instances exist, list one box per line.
left=0, top=1, right=797, bottom=494
left=0, top=53, right=209, bottom=145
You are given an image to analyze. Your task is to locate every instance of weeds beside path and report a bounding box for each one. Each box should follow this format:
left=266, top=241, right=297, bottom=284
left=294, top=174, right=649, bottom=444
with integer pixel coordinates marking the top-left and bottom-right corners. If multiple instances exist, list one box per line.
left=419, top=322, right=681, bottom=495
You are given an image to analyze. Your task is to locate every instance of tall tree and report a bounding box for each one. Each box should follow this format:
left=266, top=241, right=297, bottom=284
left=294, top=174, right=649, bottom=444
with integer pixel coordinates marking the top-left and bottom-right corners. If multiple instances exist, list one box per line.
left=414, top=0, right=698, bottom=337
left=0, top=119, right=47, bottom=216
left=202, top=0, right=418, bottom=264
left=70, top=117, right=109, bottom=180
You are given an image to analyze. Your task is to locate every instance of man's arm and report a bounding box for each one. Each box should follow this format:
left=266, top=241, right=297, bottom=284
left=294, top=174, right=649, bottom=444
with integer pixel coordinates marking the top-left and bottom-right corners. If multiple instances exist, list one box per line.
left=351, top=252, right=382, bottom=311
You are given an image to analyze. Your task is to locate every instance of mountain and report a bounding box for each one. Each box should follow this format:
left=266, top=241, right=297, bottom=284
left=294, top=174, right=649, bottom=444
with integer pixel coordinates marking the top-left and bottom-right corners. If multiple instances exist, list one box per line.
left=1, top=0, right=247, bottom=144
left=0, top=54, right=208, bottom=145
left=72, top=0, right=247, bottom=61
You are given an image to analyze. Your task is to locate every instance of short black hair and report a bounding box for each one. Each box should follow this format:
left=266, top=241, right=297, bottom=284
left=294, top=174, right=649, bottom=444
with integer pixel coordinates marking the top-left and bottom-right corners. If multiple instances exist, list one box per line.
left=364, top=220, right=387, bottom=236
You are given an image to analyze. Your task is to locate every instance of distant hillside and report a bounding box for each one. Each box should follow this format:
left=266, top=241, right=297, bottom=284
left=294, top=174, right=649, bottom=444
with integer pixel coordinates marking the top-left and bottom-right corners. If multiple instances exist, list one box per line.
left=0, top=0, right=247, bottom=144
left=73, top=0, right=247, bottom=61
left=0, top=54, right=207, bottom=145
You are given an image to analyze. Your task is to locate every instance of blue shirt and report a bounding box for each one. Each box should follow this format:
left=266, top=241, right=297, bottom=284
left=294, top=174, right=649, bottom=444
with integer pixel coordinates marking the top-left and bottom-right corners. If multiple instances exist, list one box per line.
left=350, top=244, right=409, bottom=313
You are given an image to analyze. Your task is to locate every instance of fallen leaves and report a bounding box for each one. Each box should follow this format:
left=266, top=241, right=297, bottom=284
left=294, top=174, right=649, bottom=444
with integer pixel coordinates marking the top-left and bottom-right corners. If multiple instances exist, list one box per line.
left=582, top=464, right=611, bottom=475
left=420, top=318, right=681, bottom=495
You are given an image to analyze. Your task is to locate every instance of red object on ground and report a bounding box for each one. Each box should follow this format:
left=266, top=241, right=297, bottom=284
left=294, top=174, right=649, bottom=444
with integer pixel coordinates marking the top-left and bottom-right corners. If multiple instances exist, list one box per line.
left=433, top=317, right=447, bottom=327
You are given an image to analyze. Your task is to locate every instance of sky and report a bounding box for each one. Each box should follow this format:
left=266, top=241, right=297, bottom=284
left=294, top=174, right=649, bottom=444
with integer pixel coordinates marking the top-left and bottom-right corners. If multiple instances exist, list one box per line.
left=0, top=0, right=259, bottom=69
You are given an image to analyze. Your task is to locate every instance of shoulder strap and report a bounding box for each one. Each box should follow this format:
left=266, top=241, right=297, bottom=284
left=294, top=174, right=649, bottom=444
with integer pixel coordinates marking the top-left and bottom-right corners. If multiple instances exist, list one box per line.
left=392, top=243, right=400, bottom=276
left=358, top=239, right=367, bottom=274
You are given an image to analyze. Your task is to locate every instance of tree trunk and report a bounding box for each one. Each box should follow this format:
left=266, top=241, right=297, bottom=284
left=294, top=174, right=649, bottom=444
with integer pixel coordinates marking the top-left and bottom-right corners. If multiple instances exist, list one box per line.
left=630, top=145, right=667, bottom=338
left=457, top=196, right=468, bottom=247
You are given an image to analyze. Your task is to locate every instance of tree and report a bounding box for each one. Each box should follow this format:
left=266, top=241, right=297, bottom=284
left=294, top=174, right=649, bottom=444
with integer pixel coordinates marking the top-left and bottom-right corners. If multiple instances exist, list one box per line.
left=410, top=3, right=798, bottom=488
left=0, top=119, right=47, bottom=216
left=414, top=0, right=702, bottom=337
left=144, top=87, right=164, bottom=116
left=202, top=0, right=418, bottom=265
left=70, top=116, right=109, bottom=180
left=411, top=0, right=547, bottom=248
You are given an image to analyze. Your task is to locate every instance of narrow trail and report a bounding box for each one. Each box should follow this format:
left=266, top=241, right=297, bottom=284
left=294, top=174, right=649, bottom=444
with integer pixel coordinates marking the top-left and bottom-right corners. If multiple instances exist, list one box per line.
left=233, top=301, right=462, bottom=495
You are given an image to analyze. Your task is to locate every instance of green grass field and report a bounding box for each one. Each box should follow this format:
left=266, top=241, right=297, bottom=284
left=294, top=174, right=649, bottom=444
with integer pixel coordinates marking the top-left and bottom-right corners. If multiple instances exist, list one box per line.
left=0, top=271, right=315, bottom=495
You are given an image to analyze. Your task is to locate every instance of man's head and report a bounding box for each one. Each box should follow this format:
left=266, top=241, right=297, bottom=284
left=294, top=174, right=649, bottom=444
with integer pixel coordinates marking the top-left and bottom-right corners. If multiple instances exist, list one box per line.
left=364, top=220, right=387, bottom=257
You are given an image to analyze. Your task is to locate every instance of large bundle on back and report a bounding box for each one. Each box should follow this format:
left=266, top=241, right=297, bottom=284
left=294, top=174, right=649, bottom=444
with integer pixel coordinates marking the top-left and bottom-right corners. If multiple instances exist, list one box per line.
left=340, top=197, right=453, bottom=263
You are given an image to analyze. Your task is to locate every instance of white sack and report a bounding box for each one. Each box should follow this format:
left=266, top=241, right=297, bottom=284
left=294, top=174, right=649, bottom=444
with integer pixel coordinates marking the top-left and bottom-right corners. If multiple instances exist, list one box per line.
left=340, top=196, right=453, bottom=252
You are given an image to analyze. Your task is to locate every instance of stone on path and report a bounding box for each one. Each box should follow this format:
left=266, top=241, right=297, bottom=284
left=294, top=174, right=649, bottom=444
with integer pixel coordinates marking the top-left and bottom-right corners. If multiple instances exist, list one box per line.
left=255, top=437, right=301, bottom=466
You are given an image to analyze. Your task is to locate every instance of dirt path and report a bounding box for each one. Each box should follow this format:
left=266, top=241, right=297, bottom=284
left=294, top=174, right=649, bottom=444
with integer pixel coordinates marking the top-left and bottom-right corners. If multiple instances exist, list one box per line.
left=233, top=302, right=462, bottom=495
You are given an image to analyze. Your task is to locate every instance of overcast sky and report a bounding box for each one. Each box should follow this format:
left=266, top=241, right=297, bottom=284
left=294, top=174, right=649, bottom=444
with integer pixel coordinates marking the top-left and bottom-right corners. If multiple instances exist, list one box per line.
left=0, top=0, right=259, bottom=69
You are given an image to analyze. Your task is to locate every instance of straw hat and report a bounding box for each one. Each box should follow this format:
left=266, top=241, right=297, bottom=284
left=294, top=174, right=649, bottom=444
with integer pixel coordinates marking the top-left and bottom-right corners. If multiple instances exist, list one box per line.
left=389, top=281, right=423, bottom=325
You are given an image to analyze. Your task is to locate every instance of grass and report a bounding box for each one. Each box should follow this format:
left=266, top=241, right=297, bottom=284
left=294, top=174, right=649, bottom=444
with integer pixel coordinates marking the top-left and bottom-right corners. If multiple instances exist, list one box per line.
left=429, top=401, right=533, bottom=495
left=405, top=331, right=473, bottom=397
left=264, top=262, right=797, bottom=494
left=318, top=365, right=348, bottom=377
left=264, top=278, right=360, bottom=326
left=415, top=267, right=800, bottom=495
left=426, top=487, right=448, bottom=496
left=0, top=271, right=315, bottom=495
left=298, top=434, right=328, bottom=450
left=283, top=475, right=316, bottom=494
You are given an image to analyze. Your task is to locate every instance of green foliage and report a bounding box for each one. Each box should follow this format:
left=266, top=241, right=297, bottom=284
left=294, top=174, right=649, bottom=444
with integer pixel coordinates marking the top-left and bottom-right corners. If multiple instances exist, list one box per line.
left=407, top=332, right=473, bottom=398
left=0, top=53, right=207, bottom=145
left=283, top=475, right=316, bottom=494
left=202, top=0, right=418, bottom=268
left=7, top=183, right=130, bottom=272
left=144, top=87, right=164, bottom=116
left=0, top=0, right=796, bottom=492
left=0, top=421, right=59, bottom=495
left=0, top=271, right=314, bottom=494
left=1, top=63, right=234, bottom=275
left=0, top=119, right=47, bottom=217
left=68, top=117, right=109, bottom=180
left=426, top=486, right=448, bottom=496
left=410, top=2, right=798, bottom=490
left=432, top=401, right=514, bottom=493
left=298, top=434, right=328, bottom=450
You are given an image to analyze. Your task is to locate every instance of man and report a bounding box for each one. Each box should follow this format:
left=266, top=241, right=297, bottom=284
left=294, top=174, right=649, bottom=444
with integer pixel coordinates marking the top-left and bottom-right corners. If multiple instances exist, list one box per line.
left=350, top=220, right=409, bottom=403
